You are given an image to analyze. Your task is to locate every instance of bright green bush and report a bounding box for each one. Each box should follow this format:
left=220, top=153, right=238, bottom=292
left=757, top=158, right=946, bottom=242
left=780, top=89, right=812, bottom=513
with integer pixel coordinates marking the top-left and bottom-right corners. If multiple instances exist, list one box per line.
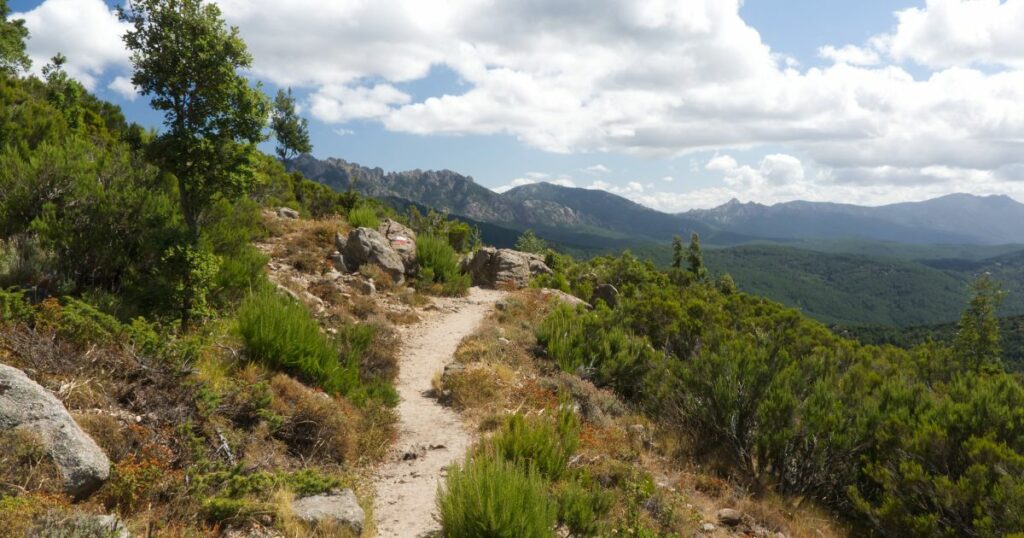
left=491, top=409, right=580, bottom=480
left=416, top=233, right=470, bottom=296
left=238, top=289, right=356, bottom=394
left=346, top=205, right=379, bottom=229
left=238, top=289, right=396, bottom=406
left=438, top=453, right=556, bottom=538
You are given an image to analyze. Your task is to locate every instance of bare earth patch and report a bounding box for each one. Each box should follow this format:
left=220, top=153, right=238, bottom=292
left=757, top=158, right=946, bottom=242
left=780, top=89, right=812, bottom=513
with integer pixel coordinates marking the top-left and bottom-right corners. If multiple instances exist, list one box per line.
left=373, top=287, right=506, bottom=537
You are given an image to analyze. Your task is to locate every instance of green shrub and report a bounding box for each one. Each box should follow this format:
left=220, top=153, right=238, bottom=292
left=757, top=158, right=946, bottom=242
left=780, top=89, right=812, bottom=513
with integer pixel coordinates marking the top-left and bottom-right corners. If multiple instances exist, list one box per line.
left=346, top=205, right=379, bottom=229
left=238, top=289, right=357, bottom=395
left=438, top=453, right=557, bottom=538
left=536, top=305, right=657, bottom=398
left=557, top=475, right=613, bottom=537
left=0, top=287, right=32, bottom=322
left=416, top=233, right=470, bottom=296
left=491, top=409, right=580, bottom=480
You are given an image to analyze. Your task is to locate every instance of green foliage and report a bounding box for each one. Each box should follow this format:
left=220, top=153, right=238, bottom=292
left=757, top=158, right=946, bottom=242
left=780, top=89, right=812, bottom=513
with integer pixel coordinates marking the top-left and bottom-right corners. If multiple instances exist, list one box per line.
left=842, top=315, right=1024, bottom=373
left=671, top=234, right=683, bottom=269
left=954, top=275, right=1004, bottom=372
left=270, top=87, right=312, bottom=164
left=237, top=289, right=395, bottom=405
left=41, top=54, right=86, bottom=129
left=686, top=232, right=707, bottom=281
left=416, top=233, right=471, bottom=296
left=0, top=286, right=30, bottom=322
left=237, top=288, right=352, bottom=393
left=534, top=248, right=1024, bottom=536
left=346, top=204, right=380, bottom=229
left=557, top=475, right=614, bottom=537
left=120, top=0, right=269, bottom=326
left=516, top=229, right=548, bottom=254
left=536, top=304, right=657, bottom=398
left=491, top=409, right=580, bottom=480
left=0, top=0, right=30, bottom=75
left=438, top=452, right=557, bottom=538
left=406, top=206, right=480, bottom=253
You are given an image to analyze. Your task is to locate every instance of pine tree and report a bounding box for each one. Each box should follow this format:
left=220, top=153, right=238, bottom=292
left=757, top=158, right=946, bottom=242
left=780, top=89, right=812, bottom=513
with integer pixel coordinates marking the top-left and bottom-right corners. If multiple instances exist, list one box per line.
left=686, top=232, right=707, bottom=281
left=954, top=274, right=1004, bottom=372
left=671, top=235, right=684, bottom=269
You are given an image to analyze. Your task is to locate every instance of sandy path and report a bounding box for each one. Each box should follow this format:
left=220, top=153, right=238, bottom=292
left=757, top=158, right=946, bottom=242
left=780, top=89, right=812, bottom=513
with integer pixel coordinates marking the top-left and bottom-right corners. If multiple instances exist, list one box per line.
left=373, top=287, right=506, bottom=537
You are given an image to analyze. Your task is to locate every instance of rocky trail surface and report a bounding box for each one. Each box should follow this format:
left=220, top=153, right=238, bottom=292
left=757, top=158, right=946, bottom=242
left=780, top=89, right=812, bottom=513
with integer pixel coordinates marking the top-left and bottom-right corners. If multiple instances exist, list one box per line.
left=373, top=287, right=506, bottom=537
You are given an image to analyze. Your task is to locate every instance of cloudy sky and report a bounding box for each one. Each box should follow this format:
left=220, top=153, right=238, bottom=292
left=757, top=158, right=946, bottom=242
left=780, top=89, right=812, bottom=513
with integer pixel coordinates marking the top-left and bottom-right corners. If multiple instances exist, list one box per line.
left=10, top=0, right=1024, bottom=211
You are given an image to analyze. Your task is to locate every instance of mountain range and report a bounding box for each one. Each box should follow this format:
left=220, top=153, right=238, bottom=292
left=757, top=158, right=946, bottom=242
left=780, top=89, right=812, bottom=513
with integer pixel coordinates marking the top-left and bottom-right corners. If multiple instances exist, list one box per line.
left=291, top=155, right=1024, bottom=247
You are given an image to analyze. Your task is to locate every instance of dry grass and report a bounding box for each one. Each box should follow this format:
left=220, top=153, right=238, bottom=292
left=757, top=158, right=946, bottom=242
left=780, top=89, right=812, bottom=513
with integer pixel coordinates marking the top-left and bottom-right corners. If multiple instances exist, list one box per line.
left=269, top=374, right=358, bottom=464
left=0, top=430, right=64, bottom=497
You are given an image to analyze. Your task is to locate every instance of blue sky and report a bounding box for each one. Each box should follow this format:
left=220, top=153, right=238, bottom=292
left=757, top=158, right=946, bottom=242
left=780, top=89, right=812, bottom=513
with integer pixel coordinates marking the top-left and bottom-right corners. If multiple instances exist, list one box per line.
left=10, top=0, right=1024, bottom=210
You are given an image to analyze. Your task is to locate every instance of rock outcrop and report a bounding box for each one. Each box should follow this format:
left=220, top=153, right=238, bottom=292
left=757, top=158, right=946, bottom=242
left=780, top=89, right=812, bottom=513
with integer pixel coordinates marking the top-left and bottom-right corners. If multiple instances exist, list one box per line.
left=591, top=283, right=619, bottom=308
left=0, top=364, right=110, bottom=499
left=464, top=247, right=551, bottom=289
left=342, top=227, right=405, bottom=283
left=540, top=288, right=591, bottom=309
left=276, top=207, right=300, bottom=219
left=378, top=219, right=417, bottom=270
left=291, top=490, right=365, bottom=534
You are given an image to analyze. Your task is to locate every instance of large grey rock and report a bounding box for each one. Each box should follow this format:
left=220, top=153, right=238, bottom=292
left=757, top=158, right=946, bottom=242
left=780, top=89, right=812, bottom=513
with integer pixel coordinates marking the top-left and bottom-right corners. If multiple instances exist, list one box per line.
left=0, top=364, right=110, bottom=499
left=591, top=283, right=619, bottom=308
left=343, top=227, right=406, bottom=283
left=465, top=247, right=551, bottom=289
left=334, top=231, right=348, bottom=253
left=276, top=207, right=300, bottom=219
left=716, top=508, right=743, bottom=527
left=378, top=219, right=418, bottom=270
left=291, top=490, right=365, bottom=534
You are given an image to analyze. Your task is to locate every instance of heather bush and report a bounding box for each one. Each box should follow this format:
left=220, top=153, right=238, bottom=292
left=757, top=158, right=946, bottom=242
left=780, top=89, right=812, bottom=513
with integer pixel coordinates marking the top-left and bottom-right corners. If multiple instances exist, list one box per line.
left=416, top=233, right=470, bottom=296
left=438, top=452, right=556, bottom=538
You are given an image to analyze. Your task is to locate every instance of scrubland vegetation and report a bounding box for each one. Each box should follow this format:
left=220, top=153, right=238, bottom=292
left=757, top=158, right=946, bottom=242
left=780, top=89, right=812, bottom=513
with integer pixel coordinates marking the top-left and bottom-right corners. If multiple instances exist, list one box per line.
left=0, top=0, right=476, bottom=535
left=447, top=237, right=1024, bottom=537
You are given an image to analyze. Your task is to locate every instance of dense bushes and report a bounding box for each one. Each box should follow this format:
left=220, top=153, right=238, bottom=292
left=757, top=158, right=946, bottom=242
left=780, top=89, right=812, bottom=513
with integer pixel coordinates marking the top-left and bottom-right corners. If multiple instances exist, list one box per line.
left=534, top=251, right=1024, bottom=536
left=237, top=289, right=396, bottom=405
left=536, top=304, right=658, bottom=399
left=416, top=233, right=471, bottom=296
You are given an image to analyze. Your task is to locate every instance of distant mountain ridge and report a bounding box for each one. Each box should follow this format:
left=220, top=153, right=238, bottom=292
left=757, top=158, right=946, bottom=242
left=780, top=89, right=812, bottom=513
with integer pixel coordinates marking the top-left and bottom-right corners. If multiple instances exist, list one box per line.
left=291, top=154, right=1024, bottom=246
left=684, top=194, right=1024, bottom=245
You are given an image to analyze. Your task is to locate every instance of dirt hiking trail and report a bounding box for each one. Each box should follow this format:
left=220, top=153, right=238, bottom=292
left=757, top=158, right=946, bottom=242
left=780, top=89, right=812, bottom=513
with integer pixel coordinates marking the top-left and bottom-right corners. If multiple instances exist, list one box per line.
left=373, top=287, right=506, bottom=537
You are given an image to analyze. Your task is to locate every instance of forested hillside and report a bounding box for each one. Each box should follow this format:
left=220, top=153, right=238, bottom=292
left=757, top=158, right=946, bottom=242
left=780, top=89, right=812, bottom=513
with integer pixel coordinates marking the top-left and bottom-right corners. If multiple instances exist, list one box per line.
left=630, top=242, right=1024, bottom=327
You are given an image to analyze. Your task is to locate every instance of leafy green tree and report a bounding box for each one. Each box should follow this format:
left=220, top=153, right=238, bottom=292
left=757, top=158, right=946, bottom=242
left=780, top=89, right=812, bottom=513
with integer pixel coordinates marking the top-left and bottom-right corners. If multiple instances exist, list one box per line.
left=671, top=234, right=683, bottom=269
left=270, top=87, right=312, bottom=166
left=686, top=232, right=707, bottom=281
left=954, top=275, right=1004, bottom=372
left=119, top=0, right=269, bottom=326
left=41, top=54, right=85, bottom=128
left=0, top=0, right=30, bottom=75
left=516, top=229, right=547, bottom=254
